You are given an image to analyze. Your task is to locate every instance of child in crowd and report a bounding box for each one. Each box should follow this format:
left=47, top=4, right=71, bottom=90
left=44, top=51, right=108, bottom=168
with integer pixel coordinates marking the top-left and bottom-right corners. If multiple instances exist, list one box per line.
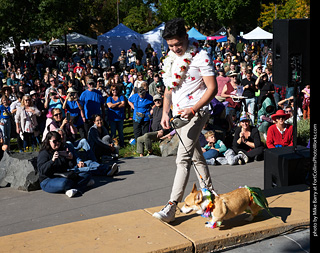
left=202, top=130, right=245, bottom=166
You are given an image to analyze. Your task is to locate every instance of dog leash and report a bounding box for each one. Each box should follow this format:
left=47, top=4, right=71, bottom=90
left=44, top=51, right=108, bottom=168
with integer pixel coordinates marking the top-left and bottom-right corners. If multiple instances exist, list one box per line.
left=170, top=115, right=219, bottom=197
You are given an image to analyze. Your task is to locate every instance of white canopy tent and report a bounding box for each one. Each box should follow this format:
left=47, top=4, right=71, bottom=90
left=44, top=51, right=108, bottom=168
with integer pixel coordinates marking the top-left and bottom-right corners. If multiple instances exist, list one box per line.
left=49, top=32, right=97, bottom=46
left=243, top=27, right=273, bottom=40
left=98, top=23, right=142, bottom=61
left=142, top=23, right=167, bottom=60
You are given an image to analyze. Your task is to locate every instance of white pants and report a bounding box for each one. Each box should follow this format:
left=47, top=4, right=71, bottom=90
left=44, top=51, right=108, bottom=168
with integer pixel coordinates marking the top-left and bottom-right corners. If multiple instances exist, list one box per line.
left=170, top=110, right=213, bottom=203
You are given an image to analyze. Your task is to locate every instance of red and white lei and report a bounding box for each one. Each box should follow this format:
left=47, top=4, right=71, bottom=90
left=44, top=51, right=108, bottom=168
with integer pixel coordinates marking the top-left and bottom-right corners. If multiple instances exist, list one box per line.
left=162, top=40, right=199, bottom=90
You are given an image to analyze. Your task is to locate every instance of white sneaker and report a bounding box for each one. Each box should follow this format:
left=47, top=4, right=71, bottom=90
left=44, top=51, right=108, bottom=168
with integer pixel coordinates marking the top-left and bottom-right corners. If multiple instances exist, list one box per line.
left=206, top=158, right=216, bottom=165
left=65, top=189, right=78, bottom=198
left=238, top=151, right=249, bottom=163
left=107, top=163, right=118, bottom=176
left=153, top=201, right=176, bottom=223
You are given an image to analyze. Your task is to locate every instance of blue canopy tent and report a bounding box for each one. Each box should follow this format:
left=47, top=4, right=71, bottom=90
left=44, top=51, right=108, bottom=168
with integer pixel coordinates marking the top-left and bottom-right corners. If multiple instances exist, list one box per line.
left=187, top=27, right=207, bottom=40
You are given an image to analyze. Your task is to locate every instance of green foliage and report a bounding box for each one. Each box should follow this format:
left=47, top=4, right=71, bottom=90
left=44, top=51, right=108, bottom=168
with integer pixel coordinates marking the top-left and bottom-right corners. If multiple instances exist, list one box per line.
left=297, top=118, right=310, bottom=146
left=259, top=0, right=310, bottom=30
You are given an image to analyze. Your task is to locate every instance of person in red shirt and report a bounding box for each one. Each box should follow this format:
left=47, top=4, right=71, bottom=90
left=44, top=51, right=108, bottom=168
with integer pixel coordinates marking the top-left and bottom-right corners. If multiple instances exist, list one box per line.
left=266, top=110, right=293, bottom=149
left=73, top=61, right=84, bottom=75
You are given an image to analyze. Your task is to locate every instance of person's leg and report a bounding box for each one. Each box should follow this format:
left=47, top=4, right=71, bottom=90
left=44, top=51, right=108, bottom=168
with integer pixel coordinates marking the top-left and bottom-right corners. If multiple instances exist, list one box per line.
left=117, top=120, right=124, bottom=147
left=203, top=148, right=219, bottom=160
left=170, top=110, right=211, bottom=203
left=144, top=131, right=158, bottom=153
left=136, top=135, right=146, bottom=155
left=141, top=120, right=150, bottom=136
left=109, top=121, right=116, bottom=139
left=133, top=121, right=142, bottom=140
left=40, top=177, right=76, bottom=193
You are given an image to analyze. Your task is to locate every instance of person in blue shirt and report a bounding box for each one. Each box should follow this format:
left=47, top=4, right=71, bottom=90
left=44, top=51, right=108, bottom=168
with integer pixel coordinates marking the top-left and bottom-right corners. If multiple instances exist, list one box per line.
left=0, top=95, right=12, bottom=149
left=63, top=87, right=86, bottom=139
left=122, top=75, right=134, bottom=119
left=106, top=85, right=125, bottom=147
left=128, top=87, right=153, bottom=140
left=79, top=79, right=105, bottom=136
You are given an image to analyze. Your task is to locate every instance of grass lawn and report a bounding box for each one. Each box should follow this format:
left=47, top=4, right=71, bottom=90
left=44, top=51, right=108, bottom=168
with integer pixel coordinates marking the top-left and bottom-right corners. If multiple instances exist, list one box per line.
left=9, top=119, right=161, bottom=158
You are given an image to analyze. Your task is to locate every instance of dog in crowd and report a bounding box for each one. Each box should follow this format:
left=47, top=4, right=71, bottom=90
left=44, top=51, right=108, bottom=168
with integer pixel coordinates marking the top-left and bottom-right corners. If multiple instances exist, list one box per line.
left=181, top=184, right=272, bottom=228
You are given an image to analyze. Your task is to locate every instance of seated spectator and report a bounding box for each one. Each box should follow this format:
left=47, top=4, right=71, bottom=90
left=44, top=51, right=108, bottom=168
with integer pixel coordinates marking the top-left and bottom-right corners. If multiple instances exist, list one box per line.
left=136, top=94, right=172, bottom=157
left=37, top=131, right=93, bottom=198
left=128, top=87, right=153, bottom=140
left=106, top=85, right=125, bottom=147
left=202, top=130, right=227, bottom=162
left=284, top=105, right=300, bottom=125
left=62, top=87, right=86, bottom=139
left=15, top=95, right=41, bottom=151
left=45, top=108, right=77, bottom=142
left=88, top=114, right=119, bottom=162
left=257, top=96, right=276, bottom=140
left=266, top=109, right=293, bottom=149
left=55, top=128, right=118, bottom=177
left=232, top=114, right=264, bottom=162
left=0, top=128, right=8, bottom=158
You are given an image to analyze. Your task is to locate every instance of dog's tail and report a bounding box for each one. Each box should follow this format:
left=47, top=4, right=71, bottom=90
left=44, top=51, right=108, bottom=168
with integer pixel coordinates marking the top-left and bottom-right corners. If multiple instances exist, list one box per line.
left=244, top=186, right=279, bottom=219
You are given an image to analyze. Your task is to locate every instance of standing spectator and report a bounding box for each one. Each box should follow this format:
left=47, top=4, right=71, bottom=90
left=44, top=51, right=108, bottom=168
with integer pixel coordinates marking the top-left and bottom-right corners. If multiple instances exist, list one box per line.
left=145, top=43, right=154, bottom=60
left=302, top=84, right=310, bottom=120
left=44, top=88, right=65, bottom=117
left=106, top=85, right=125, bottom=147
left=107, top=48, right=114, bottom=65
left=135, top=59, right=145, bottom=73
left=127, top=44, right=137, bottom=69
left=148, top=73, right=163, bottom=97
left=215, top=68, right=230, bottom=102
left=15, top=95, right=41, bottom=151
left=122, top=75, right=133, bottom=120
left=128, top=87, right=153, bottom=140
left=241, top=69, right=256, bottom=125
left=0, top=95, right=12, bottom=149
left=62, top=87, right=86, bottom=139
left=118, top=50, right=127, bottom=71
left=150, top=51, right=159, bottom=71
left=79, top=79, right=105, bottom=135
left=221, top=72, right=243, bottom=119
left=73, top=61, right=84, bottom=75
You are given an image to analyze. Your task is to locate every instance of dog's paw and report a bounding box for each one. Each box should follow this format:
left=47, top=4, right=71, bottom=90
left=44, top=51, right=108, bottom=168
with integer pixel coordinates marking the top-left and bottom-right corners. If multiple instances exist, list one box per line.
left=205, top=221, right=222, bottom=228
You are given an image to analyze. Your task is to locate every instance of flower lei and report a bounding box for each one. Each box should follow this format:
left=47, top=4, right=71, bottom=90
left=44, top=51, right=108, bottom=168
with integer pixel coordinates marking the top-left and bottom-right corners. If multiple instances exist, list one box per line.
left=161, top=39, right=199, bottom=91
left=201, top=188, right=222, bottom=229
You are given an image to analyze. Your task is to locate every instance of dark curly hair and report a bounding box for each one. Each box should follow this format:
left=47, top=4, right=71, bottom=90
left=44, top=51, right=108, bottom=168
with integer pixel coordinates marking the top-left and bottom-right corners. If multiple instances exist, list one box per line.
left=162, top=18, right=187, bottom=40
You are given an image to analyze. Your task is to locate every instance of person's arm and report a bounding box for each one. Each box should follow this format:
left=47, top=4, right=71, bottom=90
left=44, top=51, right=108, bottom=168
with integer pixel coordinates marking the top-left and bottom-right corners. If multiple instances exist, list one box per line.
left=221, top=84, right=231, bottom=98
left=179, top=75, right=218, bottom=120
left=161, top=88, right=172, bottom=130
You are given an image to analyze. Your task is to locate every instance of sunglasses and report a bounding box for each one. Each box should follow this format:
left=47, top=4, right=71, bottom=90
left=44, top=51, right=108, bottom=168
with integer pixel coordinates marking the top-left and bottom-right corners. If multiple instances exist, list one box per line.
left=53, top=113, right=62, bottom=117
left=49, top=139, right=61, bottom=144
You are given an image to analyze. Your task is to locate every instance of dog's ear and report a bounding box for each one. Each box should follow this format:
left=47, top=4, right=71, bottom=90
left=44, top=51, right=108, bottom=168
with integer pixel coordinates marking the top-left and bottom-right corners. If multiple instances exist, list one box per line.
left=195, top=191, right=203, bottom=204
left=191, top=183, right=197, bottom=193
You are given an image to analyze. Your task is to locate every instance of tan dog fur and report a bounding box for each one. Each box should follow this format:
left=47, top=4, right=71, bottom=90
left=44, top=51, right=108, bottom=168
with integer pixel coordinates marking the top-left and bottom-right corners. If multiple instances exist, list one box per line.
left=181, top=184, right=262, bottom=227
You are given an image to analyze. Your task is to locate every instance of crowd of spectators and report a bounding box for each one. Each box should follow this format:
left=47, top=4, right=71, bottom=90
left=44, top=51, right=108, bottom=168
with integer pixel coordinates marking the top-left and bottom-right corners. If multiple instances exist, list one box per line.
left=0, top=38, right=310, bottom=168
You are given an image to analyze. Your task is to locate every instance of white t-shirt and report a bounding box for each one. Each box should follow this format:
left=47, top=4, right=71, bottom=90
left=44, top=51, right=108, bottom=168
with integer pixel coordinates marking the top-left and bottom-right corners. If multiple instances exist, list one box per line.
left=170, top=49, right=215, bottom=115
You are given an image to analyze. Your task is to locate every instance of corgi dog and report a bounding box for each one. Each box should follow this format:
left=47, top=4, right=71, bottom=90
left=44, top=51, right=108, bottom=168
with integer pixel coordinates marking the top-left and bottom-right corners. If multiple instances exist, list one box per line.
left=181, top=184, right=269, bottom=228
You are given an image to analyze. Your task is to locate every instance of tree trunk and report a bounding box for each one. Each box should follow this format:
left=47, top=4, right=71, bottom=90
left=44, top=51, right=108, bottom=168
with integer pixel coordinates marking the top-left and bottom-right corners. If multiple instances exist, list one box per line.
left=227, top=26, right=237, bottom=44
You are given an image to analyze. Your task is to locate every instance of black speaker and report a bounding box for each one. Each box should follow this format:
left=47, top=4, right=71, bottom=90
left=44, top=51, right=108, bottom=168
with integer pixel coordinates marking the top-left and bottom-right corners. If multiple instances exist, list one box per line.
left=264, top=145, right=310, bottom=189
left=273, top=19, right=310, bottom=87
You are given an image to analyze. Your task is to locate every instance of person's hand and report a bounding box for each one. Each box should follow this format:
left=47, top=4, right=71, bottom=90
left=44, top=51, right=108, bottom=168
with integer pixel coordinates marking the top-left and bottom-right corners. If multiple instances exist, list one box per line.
left=62, top=118, right=68, bottom=126
left=16, top=127, right=21, bottom=134
left=52, top=151, right=59, bottom=162
left=66, top=151, right=73, bottom=160
left=178, top=108, right=195, bottom=121
left=161, top=113, right=171, bottom=130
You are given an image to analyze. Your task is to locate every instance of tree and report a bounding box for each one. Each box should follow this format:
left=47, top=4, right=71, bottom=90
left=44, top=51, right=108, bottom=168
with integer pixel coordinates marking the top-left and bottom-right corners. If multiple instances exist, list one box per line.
left=0, top=0, right=41, bottom=49
left=259, top=0, right=310, bottom=31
